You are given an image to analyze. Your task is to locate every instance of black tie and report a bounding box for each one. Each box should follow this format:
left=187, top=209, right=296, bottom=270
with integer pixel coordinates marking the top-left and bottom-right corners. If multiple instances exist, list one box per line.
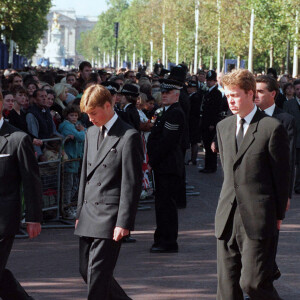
left=97, top=126, right=106, bottom=150
left=236, top=119, right=245, bottom=151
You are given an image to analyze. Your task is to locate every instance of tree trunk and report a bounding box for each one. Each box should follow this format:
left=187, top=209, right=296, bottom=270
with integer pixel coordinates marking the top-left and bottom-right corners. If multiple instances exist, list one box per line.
left=286, top=39, right=290, bottom=74
left=248, top=8, right=254, bottom=72
left=162, top=21, right=165, bottom=66
left=217, top=0, right=221, bottom=73
left=133, top=44, right=136, bottom=70
left=293, top=10, right=299, bottom=78
left=210, top=55, right=213, bottom=69
left=176, top=29, right=179, bottom=65
left=237, top=55, right=241, bottom=69
left=199, top=49, right=202, bottom=69
left=269, top=45, right=274, bottom=68
left=194, top=0, right=199, bottom=74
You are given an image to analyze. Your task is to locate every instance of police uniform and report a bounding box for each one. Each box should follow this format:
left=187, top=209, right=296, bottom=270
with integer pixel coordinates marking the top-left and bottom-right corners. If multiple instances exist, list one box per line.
left=147, top=79, right=185, bottom=253
left=200, top=70, right=223, bottom=173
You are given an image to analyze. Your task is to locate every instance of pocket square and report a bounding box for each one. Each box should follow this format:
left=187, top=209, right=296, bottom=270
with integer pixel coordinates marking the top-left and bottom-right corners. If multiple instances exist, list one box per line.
left=0, top=154, right=11, bottom=158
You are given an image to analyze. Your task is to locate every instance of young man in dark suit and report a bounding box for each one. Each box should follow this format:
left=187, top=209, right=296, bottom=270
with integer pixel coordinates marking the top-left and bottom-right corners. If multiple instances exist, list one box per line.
left=0, top=92, right=42, bottom=300
left=74, top=85, right=143, bottom=300
left=216, top=69, right=290, bottom=300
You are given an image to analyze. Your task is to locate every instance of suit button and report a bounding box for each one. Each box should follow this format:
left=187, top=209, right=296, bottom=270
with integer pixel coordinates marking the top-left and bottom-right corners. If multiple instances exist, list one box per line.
left=95, top=202, right=99, bottom=205
left=103, top=164, right=107, bottom=168
left=234, top=184, right=239, bottom=189
left=84, top=200, right=87, bottom=204
left=98, top=182, right=101, bottom=186
left=88, top=163, right=91, bottom=166
left=87, top=181, right=90, bottom=185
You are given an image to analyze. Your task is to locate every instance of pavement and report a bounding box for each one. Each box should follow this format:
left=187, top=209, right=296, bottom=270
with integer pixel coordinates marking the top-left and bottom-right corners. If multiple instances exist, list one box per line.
left=8, top=153, right=300, bottom=300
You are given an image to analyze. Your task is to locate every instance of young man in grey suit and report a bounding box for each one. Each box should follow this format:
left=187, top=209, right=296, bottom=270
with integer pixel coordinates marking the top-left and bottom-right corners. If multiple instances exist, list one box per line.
left=216, top=69, right=290, bottom=300
left=0, top=92, right=42, bottom=299
left=74, top=85, right=143, bottom=300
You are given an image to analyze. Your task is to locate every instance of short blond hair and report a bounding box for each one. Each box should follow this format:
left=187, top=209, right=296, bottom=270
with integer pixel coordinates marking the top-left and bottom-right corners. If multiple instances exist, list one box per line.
left=80, top=84, right=112, bottom=112
left=222, top=69, right=256, bottom=98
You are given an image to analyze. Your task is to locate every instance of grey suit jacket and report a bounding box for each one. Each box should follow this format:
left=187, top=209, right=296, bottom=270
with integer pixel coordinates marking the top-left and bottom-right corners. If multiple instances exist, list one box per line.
left=0, top=121, right=42, bottom=237
left=74, top=117, right=143, bottom=239
left=283, top=98, right=300, bottom=148
left=216, top=110, right=290, bottom=240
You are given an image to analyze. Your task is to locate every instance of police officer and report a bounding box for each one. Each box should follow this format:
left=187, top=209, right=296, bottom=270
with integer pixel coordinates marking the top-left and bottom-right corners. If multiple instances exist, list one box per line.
left=147, top=78, right=185, bottom=253
left=199, top=70, right=223, bottom=173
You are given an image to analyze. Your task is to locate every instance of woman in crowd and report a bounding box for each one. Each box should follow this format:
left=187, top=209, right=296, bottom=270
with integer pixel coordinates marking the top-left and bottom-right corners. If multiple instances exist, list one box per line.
left=46, top=89, right=61, bottom=128
left=2, top=91, right=14, bottom=120
left=120, top=83, right=140, bottom=131
left=52, top=83, right=68, bottom=118
left=25, top=81, right=39, bottom=105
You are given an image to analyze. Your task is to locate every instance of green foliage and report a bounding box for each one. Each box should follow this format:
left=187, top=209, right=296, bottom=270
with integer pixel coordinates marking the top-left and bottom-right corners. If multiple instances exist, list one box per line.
left=0, top=0, right=51, bottom=57
left=76, top=0, right=300, bottom=72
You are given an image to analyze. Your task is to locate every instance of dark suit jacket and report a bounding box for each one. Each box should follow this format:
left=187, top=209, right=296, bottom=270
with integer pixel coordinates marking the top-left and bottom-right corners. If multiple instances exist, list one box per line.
left=74, top=117, right=143, bottom=239
left=283, top=98, right=300, bottom=148
left=272, top=106, right=296, bottom=199
left=147, top=102, right=185, bottom=176
left=216, top=110, right=290, bottom=240
left=0, top=121, right=42, bottom=237
left=124, top=103, right=140, bottom=132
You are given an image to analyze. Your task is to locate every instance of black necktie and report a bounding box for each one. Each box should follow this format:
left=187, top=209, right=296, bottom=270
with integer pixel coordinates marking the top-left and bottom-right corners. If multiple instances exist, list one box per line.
left=97, top=126, right=106, bottom=150
left=236, top=119, right=245, bottom=151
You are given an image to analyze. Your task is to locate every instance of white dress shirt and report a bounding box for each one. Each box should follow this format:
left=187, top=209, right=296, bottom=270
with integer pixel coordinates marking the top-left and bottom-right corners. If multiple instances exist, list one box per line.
left=263, top=103, right=276, bottom=116
left=236, top=105, right=257, bottom=137
left=0, top=117, right=3, bottom=130
left=101, top=113, right=118, bottom=138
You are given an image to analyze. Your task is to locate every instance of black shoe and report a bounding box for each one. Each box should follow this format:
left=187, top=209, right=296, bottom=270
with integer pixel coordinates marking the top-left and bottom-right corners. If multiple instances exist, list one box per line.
left=199, top=168, right=217, bottom=173
left=244, top=296, right=250, bottom=300
left=122, top=236, right=136, bottom=243
left=295, top=190, right=300, bottom=194
left=187, top=159, right=197, bottom=165
left=150, top=244, right=178, bottom=253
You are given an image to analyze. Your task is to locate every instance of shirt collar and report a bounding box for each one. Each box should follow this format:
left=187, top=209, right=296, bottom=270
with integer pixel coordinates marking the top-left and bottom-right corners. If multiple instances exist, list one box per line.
left=209, top=85, right=216, bottom=93
left=296, top=97, right=300, bottom=106
left=262, top=103, right=276, bottom=116
left=237, top=104, right=257, bottom=125
left=164, top=105, right=171, bottom=111
left=102, top=112, right=118, bottom=133
left=0, top=117, right=4, bottom=130
left=124, top=103, right=131, bottom=111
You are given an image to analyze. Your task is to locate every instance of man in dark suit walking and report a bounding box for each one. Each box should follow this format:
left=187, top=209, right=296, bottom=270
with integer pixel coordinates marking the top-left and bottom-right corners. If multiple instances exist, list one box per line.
left=0, top=92, right=42, bottom=300
left=74, top=85, right=143, bottom=300
left=216, top=69, right=290, bottom=300
left=283, top=79, right=300, bottom=194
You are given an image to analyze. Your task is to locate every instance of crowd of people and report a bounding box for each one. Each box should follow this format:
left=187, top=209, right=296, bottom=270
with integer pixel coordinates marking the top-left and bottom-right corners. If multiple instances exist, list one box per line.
left=0, top=59, right=299, bottom=299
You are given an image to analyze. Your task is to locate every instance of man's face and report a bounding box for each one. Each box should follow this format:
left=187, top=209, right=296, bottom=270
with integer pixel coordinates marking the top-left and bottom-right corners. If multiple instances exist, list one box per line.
left=255, top=82, right=276, bottom=110
left=85, top=102, right=113, bottom=127
left=35, top=90, right=48, bottom=108
left=294, top=84, right=300, bottom=99
left=161, top=89, right=179, bottom=106
left=224, top=85, right=254, bottom=117
left=15, top=92, right=26, bottom=106
left=127, top=72, right=136, bottom=83
left=206, top=79, right=216, bottom=88
left=13, top=76, right=23, bottom=86
left=197, top=74, right=205, bottom=83
left=145, top=100, right=154, bottom=111
left=81, top=66, right=92, bottom=81
left=280, top=76, right=288, bottom=89
left=67, top=75, right=76, bottom=86
left=115, top=79, right=123, bottom=88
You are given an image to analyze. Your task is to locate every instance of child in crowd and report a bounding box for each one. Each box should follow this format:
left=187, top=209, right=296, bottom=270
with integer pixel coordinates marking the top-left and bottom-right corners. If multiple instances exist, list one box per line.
left=58, top=105, right=86, bottom=219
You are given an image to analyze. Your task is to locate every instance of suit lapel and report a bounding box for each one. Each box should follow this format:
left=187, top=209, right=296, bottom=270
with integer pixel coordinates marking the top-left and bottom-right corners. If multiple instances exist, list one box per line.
left=89, top=119, right=121, bottom=175
left=233, top=110, right=261, bottom=165
left=226, top=115, right=238, bottom=162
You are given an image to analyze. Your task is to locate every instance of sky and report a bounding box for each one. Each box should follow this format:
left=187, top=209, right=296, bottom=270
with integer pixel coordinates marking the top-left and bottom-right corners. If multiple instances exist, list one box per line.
left=51, top=0, right=108, bottom=17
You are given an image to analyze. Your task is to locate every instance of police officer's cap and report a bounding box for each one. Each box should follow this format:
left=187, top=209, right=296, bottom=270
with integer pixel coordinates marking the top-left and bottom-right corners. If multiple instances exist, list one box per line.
left=120, top=84, right=139, bottom=97
left=159, top=78, right=183, bottom=93
left=206, top=70, right=217, bottom=81
left=160, top=68, right=170, bottom=76
left=101, top=81, right=120, bottom=95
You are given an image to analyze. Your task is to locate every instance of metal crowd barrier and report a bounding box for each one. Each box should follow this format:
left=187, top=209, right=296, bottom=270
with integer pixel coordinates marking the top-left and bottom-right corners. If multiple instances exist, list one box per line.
left=39, top=137, right=76, bottom=229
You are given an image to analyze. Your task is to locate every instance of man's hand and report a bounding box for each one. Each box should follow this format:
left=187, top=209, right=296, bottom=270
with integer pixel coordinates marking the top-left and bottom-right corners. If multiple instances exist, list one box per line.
left=26, top=223, right=41, bottom=239
left=277, top=220, right=282, bottom=230
left=113, top=227, right=129, bottom=242
left=75, top=219, right=79, bottom=229
left=286, top=198, right=291, bottom=211
left=33, top=138, right=43, bottom=146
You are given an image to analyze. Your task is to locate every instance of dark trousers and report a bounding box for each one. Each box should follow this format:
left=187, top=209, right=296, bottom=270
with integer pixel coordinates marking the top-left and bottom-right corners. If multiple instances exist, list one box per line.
left=153, top=172, right=179, bottom=247
left=294, top=148, right=300, bottom=192
left=79, top=237, right=131, bottom=300
left=217, top=204, right=282, bottom=300
left=202, top=129, right=217, bottom=170
left=0, top=236, right=32, bottom=300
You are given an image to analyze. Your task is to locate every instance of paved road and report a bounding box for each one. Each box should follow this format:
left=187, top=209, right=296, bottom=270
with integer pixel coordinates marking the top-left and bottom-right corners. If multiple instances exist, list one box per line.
left=8, top=153, right=300, bottom=299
